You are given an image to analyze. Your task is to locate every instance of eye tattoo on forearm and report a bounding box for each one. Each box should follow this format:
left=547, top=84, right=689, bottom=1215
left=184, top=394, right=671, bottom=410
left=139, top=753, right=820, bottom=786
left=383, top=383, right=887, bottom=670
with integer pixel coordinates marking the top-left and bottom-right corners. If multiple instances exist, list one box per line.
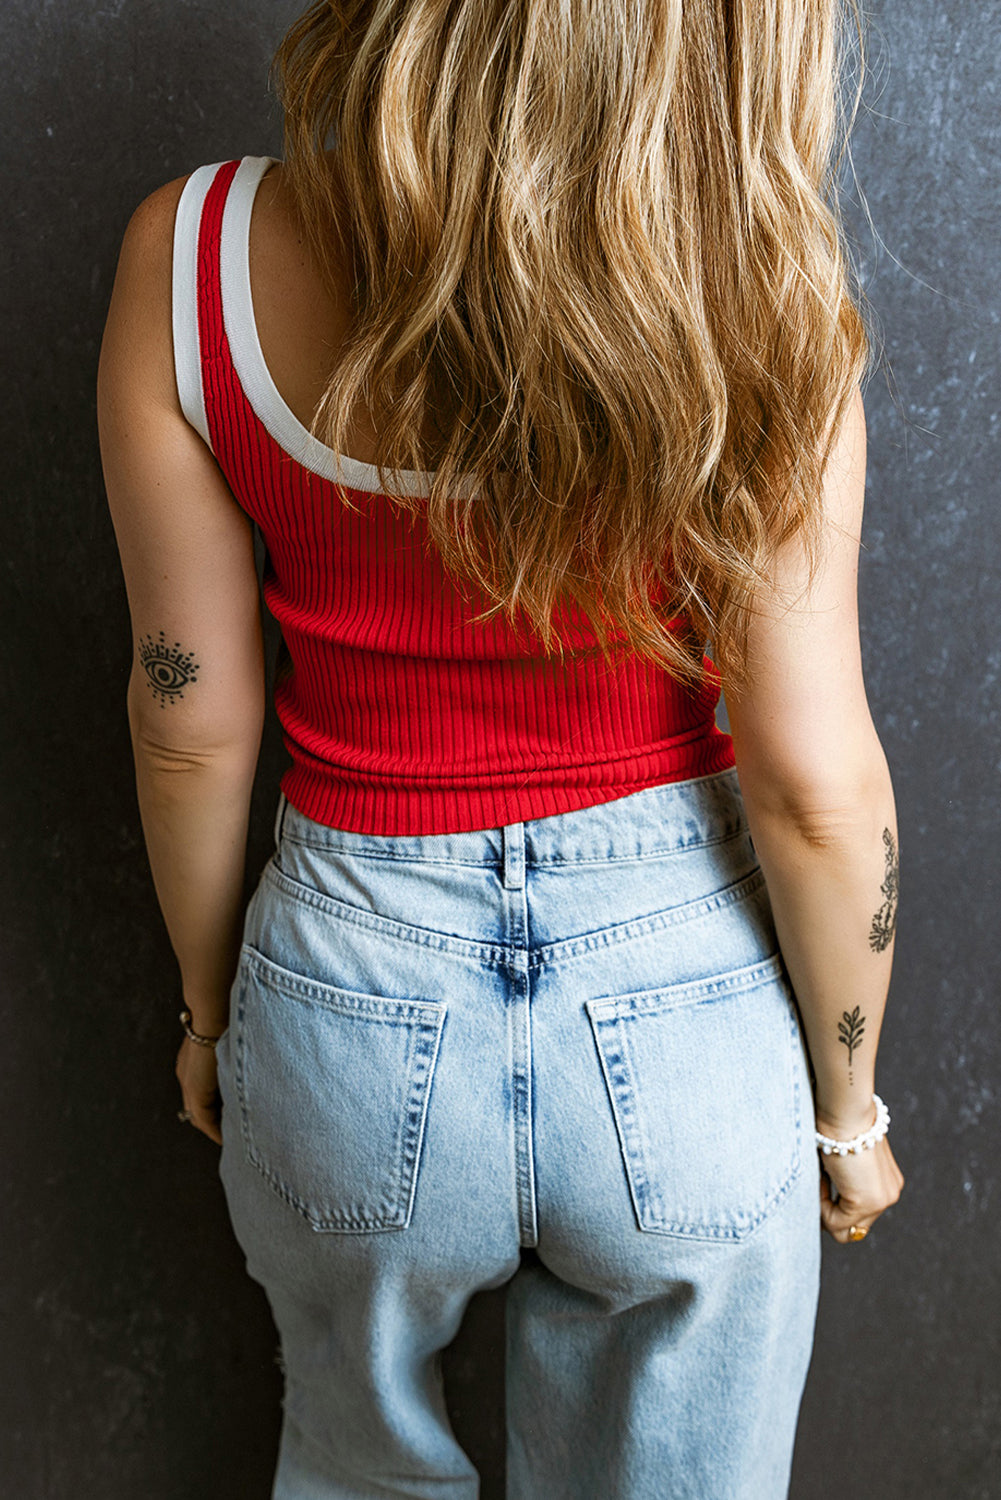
left=138, top=631, right=200, bottom=707
left=869, top=827, right=899, bottom=953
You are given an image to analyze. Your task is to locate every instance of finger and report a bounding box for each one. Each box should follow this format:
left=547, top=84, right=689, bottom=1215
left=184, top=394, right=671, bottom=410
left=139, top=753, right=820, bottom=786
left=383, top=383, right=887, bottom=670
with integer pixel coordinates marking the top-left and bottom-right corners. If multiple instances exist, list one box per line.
left=189, top=1106, right=223, bottom=1146
left=198, top=1116, right=223, bottom=1147
left=831, top=1220, right=874, bottom=1245
left=819, top=1174, right=858, bottom=1236
left=820, top=1192, right=877, bottom=1244
left=818, top=1172, right=849, bottom=1233
left=178, top=1091, right=223, bottom=1147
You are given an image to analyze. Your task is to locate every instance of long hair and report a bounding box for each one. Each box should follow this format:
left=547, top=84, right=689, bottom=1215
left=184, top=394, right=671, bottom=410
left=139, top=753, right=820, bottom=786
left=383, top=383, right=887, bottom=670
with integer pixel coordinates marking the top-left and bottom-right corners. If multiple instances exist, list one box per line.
left=270, top=0, right=873, bottom=682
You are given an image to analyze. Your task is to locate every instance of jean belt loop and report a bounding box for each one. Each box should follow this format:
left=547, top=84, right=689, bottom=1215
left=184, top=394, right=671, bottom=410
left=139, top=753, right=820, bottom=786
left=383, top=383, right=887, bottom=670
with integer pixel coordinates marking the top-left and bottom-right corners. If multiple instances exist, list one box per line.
left=273, top=792, right=288, bottom=849
left=501, top=821, right=526, bottom=890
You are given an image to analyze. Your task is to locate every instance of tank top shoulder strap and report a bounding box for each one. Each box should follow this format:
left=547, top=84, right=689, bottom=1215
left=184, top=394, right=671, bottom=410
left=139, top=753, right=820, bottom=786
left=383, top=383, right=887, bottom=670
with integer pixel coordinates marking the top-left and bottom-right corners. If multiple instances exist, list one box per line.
left=171, top=155, right=277, bottom=454
left=172, top=159, right=230, bottom=449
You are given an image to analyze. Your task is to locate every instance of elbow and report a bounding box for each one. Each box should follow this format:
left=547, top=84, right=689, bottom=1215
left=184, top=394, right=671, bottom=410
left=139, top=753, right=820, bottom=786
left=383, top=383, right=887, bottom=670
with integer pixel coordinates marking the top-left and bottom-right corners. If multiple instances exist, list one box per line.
left=768, top=797, right=887, bottom=853
left=127, top=682, right=264, bottom=771
left=738, top=750, right=894, bottom=852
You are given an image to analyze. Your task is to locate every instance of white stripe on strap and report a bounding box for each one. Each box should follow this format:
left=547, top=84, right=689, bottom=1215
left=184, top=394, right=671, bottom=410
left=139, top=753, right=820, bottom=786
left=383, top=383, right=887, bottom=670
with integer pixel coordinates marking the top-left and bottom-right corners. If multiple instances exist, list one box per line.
left=171, top=161, right=226, bottom=452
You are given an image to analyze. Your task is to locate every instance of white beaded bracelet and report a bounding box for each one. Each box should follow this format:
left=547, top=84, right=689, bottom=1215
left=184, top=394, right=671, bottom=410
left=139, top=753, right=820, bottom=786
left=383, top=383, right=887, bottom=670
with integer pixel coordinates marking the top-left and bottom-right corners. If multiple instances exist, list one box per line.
left=814, top=1093, right=890, bottom=1156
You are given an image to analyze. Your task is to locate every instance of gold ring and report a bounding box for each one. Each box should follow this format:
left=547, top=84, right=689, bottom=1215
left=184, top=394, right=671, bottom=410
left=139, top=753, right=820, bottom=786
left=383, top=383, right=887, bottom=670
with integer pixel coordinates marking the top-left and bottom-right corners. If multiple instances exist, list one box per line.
left=847, top=1225, right=868, bottom=1241
left=177, top=1109, right=194, bottom=1124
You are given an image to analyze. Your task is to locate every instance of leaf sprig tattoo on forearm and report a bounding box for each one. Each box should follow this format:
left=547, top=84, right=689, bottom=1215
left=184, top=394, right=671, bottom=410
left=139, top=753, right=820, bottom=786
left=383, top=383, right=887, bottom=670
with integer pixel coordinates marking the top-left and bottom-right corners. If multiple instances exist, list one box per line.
left=138, top=631, right=200, bottom=707
left=838, top=1004, right=866, bottom=1086
left=869, top=827, right=899, bottom=953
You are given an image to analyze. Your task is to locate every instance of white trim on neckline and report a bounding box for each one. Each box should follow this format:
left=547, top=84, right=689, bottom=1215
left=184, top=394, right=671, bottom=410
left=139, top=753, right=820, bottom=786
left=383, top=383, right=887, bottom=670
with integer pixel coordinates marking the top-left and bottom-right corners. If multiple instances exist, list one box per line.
left=219, top=154, right=465, bottom=497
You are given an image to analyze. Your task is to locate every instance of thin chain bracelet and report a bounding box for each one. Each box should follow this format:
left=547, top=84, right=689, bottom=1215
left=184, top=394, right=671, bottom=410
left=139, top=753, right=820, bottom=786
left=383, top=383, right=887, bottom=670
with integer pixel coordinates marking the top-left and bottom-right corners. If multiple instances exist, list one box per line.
left=814, top=1093, right=890, bottom=1156
left=178, top=1008, right=223, bottom=1048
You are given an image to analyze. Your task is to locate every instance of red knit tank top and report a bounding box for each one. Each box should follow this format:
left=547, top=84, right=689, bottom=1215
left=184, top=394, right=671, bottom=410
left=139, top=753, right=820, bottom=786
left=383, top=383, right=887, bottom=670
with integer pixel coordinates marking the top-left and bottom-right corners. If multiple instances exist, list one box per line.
left=171, top=155, right=735, bottom=835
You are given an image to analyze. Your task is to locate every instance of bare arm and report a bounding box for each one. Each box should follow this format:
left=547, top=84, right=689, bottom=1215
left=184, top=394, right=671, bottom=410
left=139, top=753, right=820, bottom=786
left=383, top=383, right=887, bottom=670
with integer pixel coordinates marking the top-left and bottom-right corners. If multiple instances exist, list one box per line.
left=722, top=387, right=904, bottom=1239
left=97, top=177, right=266, bottom=1141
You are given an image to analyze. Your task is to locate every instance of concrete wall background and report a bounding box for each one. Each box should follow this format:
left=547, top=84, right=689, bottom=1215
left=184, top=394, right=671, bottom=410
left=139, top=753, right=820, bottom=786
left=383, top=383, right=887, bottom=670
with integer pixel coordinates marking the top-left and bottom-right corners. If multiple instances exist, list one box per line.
left=1, top=3, right=997, bottom=1495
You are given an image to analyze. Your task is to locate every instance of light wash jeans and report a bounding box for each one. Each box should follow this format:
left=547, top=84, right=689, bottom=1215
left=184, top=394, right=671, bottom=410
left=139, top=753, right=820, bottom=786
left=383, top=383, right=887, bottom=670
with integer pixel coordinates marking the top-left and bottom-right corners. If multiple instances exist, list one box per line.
left=215, top=769, right=822, bottom=1499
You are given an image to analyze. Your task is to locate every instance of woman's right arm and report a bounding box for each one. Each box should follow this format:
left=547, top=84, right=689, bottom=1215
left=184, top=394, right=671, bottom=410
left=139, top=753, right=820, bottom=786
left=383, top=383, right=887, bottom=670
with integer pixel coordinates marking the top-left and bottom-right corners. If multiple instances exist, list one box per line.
left=722, top=386, right=905, bottom=1243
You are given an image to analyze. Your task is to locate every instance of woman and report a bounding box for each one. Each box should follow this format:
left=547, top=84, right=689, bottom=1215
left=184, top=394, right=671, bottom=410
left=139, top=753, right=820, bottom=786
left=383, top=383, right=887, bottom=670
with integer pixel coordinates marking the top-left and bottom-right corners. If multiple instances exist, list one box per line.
left=97, top=0, right=905, bottom=1495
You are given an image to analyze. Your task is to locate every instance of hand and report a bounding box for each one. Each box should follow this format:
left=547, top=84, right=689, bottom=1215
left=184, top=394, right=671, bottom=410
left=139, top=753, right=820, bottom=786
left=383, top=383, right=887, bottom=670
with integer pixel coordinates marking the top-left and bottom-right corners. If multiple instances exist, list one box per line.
left=817, top=1133, right=904, bottom=1244
left=175, top=1036, right=224, bottom=1145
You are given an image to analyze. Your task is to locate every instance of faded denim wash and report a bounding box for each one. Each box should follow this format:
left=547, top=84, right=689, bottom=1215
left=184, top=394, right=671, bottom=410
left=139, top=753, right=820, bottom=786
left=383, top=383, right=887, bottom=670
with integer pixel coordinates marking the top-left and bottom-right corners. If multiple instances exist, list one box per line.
left=215, top=768, right=822, bottom=1499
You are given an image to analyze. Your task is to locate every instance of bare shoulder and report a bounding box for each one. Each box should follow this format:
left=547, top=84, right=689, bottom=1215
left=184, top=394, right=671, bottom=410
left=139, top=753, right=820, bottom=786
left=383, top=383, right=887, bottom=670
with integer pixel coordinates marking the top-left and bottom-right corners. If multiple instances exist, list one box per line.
left=117, top=172, right=191, bottom=296
left=125, top=171, right=190, bottom=237
left=100, top=173, right=193, bottom=415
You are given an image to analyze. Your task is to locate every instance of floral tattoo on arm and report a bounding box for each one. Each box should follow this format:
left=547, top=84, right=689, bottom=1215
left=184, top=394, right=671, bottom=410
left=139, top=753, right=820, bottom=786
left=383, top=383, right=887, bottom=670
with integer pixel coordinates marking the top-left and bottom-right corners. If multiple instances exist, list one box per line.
left=869, top=827, right=899, bottom=953
left=832, top=830, right=895, bottom=1088
left=838, top=1005, right=866, bottom=1085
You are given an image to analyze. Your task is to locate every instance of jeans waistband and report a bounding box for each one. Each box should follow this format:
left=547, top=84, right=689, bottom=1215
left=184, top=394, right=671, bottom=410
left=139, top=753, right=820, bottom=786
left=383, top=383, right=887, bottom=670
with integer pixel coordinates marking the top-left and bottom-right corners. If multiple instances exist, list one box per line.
left=273, top=768, right=746, bottom=868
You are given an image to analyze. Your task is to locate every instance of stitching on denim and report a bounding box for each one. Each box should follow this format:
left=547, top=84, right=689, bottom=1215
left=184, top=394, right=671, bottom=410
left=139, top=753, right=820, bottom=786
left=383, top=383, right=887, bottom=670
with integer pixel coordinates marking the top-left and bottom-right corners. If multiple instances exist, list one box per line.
left=277, top=820, right=749, bottom=868
left=260, top=854, right=765, bottom=974
left=261, top=862, right=513, bottom=966
left=526, top=824, right=749, bottom=866
left=262, top=858, right=762, bottom=972
left=238, top=1039, right=440, bottom=1232
left=530, top=868, right=767, bottom=971
left=245, top=1148, right=410, bottom=1232
left=634, top=1163, right=803, bottom=1242
left=232, top=957, right=446, bottom=1232
left=599, top=1010, right=654, bottom=1227
left=278, top=840, right=499, bottom=869
left=588, top=951, right=786, bottom=1016
left=241, top=945, right=446, bottom=1020
left=397, top=1014, right=446, bottom=1228
left=586, top=963, right=803, bottom=1241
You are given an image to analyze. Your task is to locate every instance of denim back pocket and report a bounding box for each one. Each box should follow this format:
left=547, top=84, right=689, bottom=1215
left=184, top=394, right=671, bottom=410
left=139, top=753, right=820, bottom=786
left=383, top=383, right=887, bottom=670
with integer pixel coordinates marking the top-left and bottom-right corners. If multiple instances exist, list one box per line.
left=586, top=955, right=804, bottom=1241
left=232, top=945, right=446, bottom=1233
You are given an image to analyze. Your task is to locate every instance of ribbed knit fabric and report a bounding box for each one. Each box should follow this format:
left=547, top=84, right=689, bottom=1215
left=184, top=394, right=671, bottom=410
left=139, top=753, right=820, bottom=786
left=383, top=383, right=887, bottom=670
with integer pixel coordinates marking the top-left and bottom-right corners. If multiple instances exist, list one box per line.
left=188, top=157, right=735, bottom=835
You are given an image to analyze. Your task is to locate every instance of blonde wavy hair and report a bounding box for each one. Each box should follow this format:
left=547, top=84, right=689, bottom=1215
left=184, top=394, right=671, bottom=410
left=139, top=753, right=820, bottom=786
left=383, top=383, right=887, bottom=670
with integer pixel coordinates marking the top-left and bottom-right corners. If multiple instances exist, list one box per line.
left=271, top=0, right=874, bottom=683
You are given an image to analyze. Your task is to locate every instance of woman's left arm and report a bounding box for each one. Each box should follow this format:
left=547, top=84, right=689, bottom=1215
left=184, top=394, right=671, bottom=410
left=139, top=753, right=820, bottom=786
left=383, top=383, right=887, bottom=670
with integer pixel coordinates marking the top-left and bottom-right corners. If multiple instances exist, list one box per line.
left=97, top=177, right=266, bottom=1141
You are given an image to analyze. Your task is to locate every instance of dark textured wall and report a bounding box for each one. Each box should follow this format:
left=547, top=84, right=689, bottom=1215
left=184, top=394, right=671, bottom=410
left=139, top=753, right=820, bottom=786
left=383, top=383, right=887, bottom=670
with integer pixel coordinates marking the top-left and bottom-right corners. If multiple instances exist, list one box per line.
left=2, top=3, right=997, bottom=1495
